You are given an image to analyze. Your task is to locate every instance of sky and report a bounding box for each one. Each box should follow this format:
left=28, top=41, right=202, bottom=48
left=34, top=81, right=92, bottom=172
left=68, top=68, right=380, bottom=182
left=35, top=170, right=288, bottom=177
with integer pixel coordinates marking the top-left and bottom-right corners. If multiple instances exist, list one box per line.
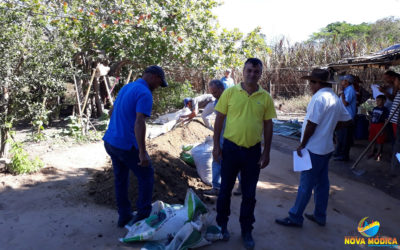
left=213, top=0, right=400, bottom=44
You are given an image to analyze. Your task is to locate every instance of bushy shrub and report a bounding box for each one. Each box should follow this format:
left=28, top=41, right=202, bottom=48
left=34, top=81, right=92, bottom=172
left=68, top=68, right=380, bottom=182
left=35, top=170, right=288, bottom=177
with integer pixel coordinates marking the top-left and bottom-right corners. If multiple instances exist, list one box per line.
left=8, top=140, right=43, bottom=174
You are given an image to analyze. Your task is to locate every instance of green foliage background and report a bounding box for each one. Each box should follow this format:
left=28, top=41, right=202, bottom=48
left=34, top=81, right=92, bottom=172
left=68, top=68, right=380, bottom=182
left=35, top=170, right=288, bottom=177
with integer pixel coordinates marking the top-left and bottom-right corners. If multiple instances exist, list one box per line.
left=0, top=0, right=399, bottom=161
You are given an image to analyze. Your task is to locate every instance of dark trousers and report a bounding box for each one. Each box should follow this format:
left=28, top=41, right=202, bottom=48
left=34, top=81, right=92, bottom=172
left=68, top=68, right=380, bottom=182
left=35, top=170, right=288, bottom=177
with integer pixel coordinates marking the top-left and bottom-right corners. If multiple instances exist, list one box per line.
left=216, top=139, right=261, bottom=233
left=391, top=121, right=400, bottom=170
left=335, top=125, right=354, bottom=159
left=289, top=151, right=332, bottom=224
left=104, top=142, right=154, bottom=220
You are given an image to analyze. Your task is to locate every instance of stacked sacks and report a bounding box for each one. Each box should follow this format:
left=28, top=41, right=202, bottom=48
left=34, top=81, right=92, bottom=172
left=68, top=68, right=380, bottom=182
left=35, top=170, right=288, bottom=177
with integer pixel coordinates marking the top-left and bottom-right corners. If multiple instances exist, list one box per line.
left=120, top=189, right=223, bottom=249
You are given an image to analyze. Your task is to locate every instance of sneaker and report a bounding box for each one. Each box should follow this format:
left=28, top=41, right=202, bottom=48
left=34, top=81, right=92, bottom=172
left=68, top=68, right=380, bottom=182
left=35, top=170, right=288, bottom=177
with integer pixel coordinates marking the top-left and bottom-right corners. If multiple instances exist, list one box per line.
left=242, top=231, right=255, bottom=250
left=220, top=226, right=230, bottom=241
left=204, top=188, right=219, bottom=196
left=233, top=185, right=242, bottom=196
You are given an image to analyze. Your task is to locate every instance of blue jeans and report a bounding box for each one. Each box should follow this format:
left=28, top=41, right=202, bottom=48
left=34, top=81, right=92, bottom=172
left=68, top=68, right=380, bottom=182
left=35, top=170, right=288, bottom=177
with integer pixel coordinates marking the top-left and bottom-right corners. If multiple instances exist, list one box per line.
left=104, top=142, right=154, bottom=220
left=335, top=125, right=354, bottom=159
left=212, top=160, right=222, bottom=189
left=212, top=160, right=241, bottom=190
left=216, top=139, right=261, bottom=233
left=289, top=151, right=332, bottom=225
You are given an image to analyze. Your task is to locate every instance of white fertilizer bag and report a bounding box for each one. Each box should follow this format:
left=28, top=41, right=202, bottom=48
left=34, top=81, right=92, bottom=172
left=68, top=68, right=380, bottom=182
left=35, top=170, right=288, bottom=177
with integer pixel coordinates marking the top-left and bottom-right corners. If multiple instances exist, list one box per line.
left=120, top=189, right=208, bottom=243
left=141, top=214, right=223, bottom=250
left=191, top=136, right=213, bottom=186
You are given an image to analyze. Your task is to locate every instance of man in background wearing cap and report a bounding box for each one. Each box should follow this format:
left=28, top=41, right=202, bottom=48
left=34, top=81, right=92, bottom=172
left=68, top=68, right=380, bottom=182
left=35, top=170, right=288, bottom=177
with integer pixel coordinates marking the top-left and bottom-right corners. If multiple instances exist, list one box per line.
left=221, top=69, right=235, bottom=89
left=276, top=69, right=352, bottom=228
left=180, top=94, right=215, bottom=126
left=103, top=65, right=167, bottom=227
left=334, top=75, right=356, bottom=161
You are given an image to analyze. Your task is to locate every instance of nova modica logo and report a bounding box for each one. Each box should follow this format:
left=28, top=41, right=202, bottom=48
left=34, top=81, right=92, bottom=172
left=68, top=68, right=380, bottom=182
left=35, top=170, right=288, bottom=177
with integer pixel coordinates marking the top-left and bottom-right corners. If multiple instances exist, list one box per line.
left=344, top=217, right=398, bottom=248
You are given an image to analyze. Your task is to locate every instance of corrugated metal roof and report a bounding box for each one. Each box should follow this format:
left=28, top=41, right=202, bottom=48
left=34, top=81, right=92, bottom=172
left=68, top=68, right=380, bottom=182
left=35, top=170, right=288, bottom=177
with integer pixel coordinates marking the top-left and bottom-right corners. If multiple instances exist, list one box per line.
left=328, top=44, right=400, bottom=71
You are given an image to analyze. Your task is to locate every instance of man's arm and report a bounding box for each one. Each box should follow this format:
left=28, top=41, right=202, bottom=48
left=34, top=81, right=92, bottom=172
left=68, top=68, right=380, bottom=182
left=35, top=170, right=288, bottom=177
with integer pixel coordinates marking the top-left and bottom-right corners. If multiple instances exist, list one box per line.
left=340, top=93, right=350, bottom=106
left=180, top=111, right=196, bottom=120
left=135, top=112, right=150, bottom=166
left=212, top=111, right=226, bottom=162
left=259, top=119, right=273, bottom=169
left=297, top=120, right=317, bottom=157
left=201, top=102, right=215, bottom=130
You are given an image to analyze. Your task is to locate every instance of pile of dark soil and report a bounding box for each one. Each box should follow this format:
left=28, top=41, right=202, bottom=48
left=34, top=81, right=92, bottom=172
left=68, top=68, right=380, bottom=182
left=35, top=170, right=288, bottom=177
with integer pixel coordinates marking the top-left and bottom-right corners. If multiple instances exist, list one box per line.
left=87, top=120, right=213, bottom=209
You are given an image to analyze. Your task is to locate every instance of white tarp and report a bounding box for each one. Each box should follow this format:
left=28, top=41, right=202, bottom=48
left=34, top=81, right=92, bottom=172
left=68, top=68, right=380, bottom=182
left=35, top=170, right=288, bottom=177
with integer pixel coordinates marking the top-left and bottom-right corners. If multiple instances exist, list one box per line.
left=146, top=108, right=191, bottom=139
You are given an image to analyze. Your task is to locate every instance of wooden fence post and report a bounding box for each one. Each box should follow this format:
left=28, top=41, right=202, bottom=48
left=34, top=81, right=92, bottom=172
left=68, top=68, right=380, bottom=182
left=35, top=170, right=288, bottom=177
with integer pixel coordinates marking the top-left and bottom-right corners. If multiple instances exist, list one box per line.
left=82, top=69, right=96, bottom=112
left=103, top=76, right=114, bottom=105
left=125, top=70, right=132, bottom=85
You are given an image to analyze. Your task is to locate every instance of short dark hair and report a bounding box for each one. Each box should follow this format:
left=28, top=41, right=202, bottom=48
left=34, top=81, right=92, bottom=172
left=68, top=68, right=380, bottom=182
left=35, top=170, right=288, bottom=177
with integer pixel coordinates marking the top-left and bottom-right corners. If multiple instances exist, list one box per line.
left=376, top=94, right=386, bottom=101
left=244, top=58, right=263, bottom=68
left=320, top=82, right=332, bottom=88
left=384, top=70, right=400, bottom=79
left=208, top=79, right=225, bottom=90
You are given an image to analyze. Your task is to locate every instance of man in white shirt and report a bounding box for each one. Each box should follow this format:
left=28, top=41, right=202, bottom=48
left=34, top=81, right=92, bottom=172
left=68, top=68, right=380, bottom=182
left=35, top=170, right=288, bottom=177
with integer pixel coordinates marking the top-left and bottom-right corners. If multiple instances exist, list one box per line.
left=276, top=69, right=352, bottom=227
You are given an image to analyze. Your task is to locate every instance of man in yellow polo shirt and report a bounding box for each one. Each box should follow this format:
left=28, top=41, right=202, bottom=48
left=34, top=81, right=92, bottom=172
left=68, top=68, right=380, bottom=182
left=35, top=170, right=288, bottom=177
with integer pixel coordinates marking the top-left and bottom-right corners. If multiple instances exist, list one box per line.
left=213, top=58, right=276, bottom=249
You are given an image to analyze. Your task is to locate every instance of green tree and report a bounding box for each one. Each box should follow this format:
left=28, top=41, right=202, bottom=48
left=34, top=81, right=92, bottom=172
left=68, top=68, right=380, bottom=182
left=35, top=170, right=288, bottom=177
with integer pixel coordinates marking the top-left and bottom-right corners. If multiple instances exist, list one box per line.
left=241, top=27, right=271, bottom=60
left=310, top=21, right=371, bottom=43
left=369, top=17, right=400, bottom=46
left=0, top=1, right=72, bottom=157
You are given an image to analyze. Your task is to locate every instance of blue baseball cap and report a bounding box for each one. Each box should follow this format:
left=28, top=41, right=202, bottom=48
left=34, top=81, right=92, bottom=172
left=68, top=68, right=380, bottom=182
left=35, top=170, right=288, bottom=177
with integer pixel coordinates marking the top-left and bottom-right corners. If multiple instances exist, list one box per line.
left=183, top=98, right=192, bottom=107
left=339, top=75, right=354, bottom=84
left=144, top=65, right=168, bottom=87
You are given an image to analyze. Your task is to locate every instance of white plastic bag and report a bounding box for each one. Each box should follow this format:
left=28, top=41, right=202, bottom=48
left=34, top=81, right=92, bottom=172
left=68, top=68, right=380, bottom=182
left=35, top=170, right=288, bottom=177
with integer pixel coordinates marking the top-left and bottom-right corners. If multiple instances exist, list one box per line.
left=191, top=137, right=213, bottom=186
left=120, top=189, right=208, bottom=243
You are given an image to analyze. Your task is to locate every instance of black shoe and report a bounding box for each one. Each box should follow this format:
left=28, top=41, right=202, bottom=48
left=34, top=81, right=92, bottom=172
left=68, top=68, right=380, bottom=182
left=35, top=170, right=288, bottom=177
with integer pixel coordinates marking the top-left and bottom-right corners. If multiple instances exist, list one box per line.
left=275, top=217, right=302, bottom=227
left=125, top=214, right=149, bottom=227
left=220, top=226, right=230, bottom=241
left=117, top=215, right=133, bottom=228
left=242, top=231, right=255, bottom=250
left=304, top=213, right=325, bottom=226
left=204, top=188, right=219, bottom=196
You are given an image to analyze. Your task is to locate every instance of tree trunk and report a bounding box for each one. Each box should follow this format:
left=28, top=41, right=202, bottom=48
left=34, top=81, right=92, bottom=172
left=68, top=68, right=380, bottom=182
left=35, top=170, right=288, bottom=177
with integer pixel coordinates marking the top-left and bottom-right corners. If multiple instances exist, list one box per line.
left=0, top=84, right=10, bottom=158
left=93, top=77, right=103, bottom=117
left=0, top=128, right=9, bottom=159
left=201, top=71, right=206, bottom=92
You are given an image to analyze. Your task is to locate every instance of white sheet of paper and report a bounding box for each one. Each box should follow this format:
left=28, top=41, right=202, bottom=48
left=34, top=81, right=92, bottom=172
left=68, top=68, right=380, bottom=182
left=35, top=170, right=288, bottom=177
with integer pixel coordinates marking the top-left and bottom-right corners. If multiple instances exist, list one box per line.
left=371, top=84, right=384, bottom=99
left=293, top=149, right=312, bottom=172
left=396, top=153, right=400, bottom=163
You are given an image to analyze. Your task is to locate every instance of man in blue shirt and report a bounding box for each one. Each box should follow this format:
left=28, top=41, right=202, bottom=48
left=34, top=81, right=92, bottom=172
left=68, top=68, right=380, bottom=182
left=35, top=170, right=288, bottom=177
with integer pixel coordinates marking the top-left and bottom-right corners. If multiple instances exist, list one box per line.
left=334, top=74, right=356, bottom=161
left=220, top=69, right=235, bottom=89
left=103, top=65, right=168, bottom=227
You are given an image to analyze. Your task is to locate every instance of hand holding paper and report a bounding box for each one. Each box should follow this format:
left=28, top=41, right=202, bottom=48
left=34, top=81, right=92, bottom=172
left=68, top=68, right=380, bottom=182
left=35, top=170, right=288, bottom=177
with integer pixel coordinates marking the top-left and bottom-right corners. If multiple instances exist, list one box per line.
left=293, top=148, right=312, bottom=172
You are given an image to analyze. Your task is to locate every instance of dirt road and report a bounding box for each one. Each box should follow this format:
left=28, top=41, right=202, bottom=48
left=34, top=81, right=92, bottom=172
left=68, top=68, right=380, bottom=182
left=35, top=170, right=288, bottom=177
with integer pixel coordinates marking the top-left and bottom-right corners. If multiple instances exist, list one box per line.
left=1, top=136, right=399, bottom=249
